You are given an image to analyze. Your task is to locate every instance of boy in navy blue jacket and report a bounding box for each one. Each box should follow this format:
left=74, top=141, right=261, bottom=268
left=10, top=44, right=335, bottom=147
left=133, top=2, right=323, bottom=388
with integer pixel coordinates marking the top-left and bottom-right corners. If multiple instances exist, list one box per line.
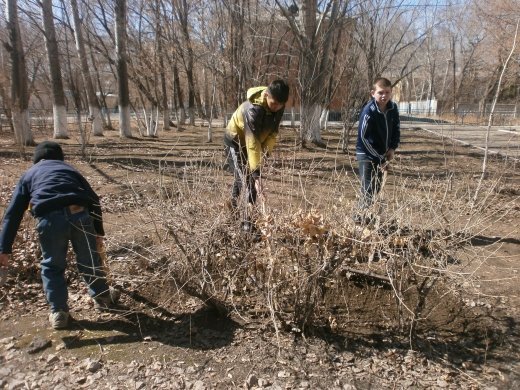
left=0, top=141, right=119, bottom=329
left=355, top=77, right=400, bottom=216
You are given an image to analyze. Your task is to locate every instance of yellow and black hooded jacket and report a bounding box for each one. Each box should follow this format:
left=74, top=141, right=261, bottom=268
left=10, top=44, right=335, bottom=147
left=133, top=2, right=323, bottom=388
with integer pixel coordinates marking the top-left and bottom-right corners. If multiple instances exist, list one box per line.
left=224, top=86, right=284, bottom=178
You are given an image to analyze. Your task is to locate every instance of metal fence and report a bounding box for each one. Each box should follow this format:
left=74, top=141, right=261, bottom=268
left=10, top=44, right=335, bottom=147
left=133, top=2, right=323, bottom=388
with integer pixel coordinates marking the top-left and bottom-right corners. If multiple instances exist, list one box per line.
left=398, top=100, right=518, bottom=119
left=279, top=109, right=358, bottom=124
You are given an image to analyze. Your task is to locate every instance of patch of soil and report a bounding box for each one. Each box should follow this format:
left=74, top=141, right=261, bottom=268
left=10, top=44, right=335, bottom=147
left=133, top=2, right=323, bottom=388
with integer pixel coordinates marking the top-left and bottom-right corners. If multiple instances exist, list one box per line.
left=1, top=124, right=519, bottom=389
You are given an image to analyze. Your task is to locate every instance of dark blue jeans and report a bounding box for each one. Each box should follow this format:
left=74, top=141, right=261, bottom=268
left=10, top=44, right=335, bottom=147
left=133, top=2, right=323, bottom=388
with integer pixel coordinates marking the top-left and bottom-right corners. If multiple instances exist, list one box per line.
left=357, top=155, right=383, bottom=210
left=36, top=207, right=110, bottom=313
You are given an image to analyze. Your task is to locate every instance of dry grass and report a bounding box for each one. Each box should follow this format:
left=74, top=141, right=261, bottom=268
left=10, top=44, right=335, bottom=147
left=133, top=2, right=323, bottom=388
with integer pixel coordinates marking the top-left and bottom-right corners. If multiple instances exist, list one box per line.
left=1, top=123, right=517, bottom=351
left=97, top=140, right=518, bottom=346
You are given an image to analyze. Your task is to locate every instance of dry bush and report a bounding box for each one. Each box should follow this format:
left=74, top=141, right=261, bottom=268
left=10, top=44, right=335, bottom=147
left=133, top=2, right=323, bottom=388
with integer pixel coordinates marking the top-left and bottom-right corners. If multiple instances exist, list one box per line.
left=104, top=149, right=517, bottom=343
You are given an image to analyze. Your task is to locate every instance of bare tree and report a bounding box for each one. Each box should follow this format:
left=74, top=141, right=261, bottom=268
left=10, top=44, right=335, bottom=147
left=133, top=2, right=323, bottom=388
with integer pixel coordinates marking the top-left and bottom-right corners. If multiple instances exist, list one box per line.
left=221, top=0, right=253, bottom=106
left=5, top=0, right=34, bottom=146
left=77, top=1, right=117, bottom=129
left=85, top=28, right=114, bottom=129
left=276, top=0, right=349, bottom=147
left=62, top=25, right=87, bottom=155
left=194, top=1, right=230, bottom=141
left=171, top=0, right=201, bottom=126
left=41, top=0, right=69, bottom=139
left=0, top=40, right=14, bottom=134
left=155, top=0, right=169, bottom=132
left=158, top=0, right=186, bottom=127
left=3, top=0, right=516, bottom=150
left=353, top=0, right=428, bottom=88
left=69, top=0, right=104, bottom=136
left=115, top=0, right=132, bottom=137
left=472, top=0, right=520, bottom=116
left=124, top=0, right=162, bottom=137
left=474, top=19, right=519, bottom=199
left=432, top=5, right=491, bottom=113
left=172, top=60, right=185, bottom=126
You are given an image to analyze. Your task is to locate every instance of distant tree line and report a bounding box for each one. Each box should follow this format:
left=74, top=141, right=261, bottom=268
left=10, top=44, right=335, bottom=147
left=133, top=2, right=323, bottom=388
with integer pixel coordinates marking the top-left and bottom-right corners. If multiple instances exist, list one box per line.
left=0, top=0, right=518, bottom=146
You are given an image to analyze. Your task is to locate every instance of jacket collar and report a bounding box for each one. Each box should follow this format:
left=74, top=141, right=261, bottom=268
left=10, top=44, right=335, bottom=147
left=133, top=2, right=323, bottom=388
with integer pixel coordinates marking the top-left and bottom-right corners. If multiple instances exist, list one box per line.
left=372, top=98, right=395, bottom=114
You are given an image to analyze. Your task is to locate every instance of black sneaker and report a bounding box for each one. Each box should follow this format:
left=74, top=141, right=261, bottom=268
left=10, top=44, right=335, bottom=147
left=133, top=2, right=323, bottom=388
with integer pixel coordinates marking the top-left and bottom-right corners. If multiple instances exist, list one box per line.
left=93, top=287, right=121, bottom=311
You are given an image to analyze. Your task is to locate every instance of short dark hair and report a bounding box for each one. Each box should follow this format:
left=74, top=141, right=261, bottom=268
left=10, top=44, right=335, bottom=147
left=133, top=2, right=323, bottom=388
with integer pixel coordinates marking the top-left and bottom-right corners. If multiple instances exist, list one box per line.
left=373, top=77, right=392, bottom=89
left=33, top=141, right=64, bottom=164
left=267, top=79, right=289, bottom=103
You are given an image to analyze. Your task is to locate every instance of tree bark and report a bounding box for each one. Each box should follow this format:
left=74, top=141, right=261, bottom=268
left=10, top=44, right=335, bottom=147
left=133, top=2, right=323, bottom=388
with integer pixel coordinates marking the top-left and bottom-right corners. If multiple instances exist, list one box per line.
left=172, top=61, right=185, bottom=126
left=155, top=1, right=169, bottom=132
left=115, top=0, right=132, bottom=137
left=6, top=0, right=34, bottom=146
left=69, top=0, right=103, bottom=136
left=85, top=29, right=113, bottom=129
left=41, top=0, right=68, bottom=139
left=172, top=0, right=199, bottom=126
left=277, top=0, right=345, bottom=147
left=226, top=0, right=248, bottom=105
left=473, top=19, right=519, bottom=204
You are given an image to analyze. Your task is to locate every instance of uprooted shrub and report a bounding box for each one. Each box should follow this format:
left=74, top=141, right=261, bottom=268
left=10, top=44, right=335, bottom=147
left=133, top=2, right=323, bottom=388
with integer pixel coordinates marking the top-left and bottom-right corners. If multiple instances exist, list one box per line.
left=103, top=151, right=516, bottom=342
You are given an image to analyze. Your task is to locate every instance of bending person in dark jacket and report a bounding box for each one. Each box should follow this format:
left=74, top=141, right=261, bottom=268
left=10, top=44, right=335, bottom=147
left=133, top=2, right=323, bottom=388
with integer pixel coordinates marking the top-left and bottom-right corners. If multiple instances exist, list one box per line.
left=0, top=141, right=119, bottom=329
left=355, top=77, right=400, bottom=217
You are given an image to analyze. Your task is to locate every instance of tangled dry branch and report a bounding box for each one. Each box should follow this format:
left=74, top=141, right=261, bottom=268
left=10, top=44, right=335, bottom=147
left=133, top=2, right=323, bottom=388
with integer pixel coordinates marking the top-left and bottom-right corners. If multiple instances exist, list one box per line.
left=96, top=154, right=517, bottom=343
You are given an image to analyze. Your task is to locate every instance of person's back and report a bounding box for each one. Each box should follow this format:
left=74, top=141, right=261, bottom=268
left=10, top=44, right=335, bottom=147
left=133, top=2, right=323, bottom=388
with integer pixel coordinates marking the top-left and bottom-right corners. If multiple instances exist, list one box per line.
left=0, top=141, right=119, bottom=330
left=21, top=159, right=99, bottom=219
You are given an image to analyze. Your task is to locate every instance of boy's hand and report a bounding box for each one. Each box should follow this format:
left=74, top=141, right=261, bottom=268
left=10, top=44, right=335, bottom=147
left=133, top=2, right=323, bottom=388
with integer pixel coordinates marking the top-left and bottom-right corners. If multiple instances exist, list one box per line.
left=0, top=253, right=9, bottom=268
left=385, top=148, right=395, bottom=161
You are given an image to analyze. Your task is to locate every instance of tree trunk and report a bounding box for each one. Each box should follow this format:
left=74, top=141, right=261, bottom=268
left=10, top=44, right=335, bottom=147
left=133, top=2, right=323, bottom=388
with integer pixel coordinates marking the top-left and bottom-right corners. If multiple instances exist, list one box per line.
left=207, top=72, right=217, bottom=143
left=300, top=103, right=324, bottom=146
left=151, top=0, right=169, bottom=132
left=87, top=31, right=114, bottom=130
left=473, top=19, right=519, bottom=204
left=6, top=0, right=34, bottom=146
left=115, top=0, right=132, bottom=137
left=276, top=0, right=343, bottom=147
left=172, top=0, right=198, bottom=126
left=41, top=0, right=68, bottom=139
left=202, top=67, right=209, bottom=119
left=69, top=0, right=103, bottom=136
left=158, top=36, right=169, bottom=131
left=0, top=47, right=14, bottom=135
left=185, top=56, right=196, bottom=126
left=62, top=16, right=87, bottom=157
left=86, top=29, right=113, bottom=129
left=172, top=61, right=186, bottom=126
left=319, top=108, right=328, bottom=130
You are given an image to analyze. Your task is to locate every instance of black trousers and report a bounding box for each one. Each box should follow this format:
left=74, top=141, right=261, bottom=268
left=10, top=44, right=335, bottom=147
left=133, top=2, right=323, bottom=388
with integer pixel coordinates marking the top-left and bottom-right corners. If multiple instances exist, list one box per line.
left=224, top=143, right=257, bottom=209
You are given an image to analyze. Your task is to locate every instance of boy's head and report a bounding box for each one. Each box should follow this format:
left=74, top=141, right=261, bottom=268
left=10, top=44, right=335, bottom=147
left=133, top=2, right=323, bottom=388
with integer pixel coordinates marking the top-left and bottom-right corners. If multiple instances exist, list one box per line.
left=265, top=79, right=289, bottom=112
left=371, top=77, right=393, bottom=109
left=33, top=141, right=64, bottom=164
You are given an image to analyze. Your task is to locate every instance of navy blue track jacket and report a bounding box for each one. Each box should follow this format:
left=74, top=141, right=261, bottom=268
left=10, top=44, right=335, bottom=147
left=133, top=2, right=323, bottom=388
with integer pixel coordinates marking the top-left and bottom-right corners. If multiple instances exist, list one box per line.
left=0, top=160, right=104, bottom=253
left=356, top=99, right=400, bottom=163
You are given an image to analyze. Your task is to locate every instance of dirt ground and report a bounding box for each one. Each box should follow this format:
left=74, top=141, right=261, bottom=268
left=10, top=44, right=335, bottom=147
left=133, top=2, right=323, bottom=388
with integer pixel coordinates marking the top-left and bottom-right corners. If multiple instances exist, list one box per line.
left=0, top=122, right=519, bottom=389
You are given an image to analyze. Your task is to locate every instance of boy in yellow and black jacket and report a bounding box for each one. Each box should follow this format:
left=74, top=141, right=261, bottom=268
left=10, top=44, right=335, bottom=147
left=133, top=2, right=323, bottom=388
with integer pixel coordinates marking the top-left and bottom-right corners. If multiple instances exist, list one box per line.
left=224, top=80, right=289, bottom=216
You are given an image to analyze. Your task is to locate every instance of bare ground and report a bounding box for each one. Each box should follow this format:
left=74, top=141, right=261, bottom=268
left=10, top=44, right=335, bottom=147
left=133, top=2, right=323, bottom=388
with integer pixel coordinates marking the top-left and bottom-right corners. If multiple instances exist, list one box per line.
left=0, top=123, right=519, bottom=389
